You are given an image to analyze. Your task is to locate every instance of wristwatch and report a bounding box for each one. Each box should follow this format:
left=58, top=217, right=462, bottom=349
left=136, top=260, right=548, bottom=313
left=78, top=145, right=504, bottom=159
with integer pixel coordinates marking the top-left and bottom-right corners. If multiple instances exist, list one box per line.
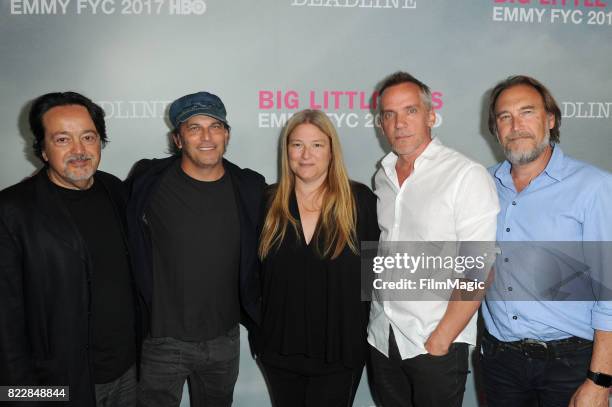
left=587, top=370, right=612, bottom=388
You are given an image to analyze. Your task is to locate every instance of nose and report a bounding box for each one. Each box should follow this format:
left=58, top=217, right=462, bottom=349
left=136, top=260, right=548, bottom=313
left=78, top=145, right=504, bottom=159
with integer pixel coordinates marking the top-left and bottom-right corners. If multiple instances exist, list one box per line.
left=301, top=145, right=311, bottom=159
left=510, top=115, right=524, bottom=132
left=71, top=138, right=86, bottom=154
left=200, top=127, right=212, bottom=141
left=510, top=118, right=518, bottom=132
left=395, top=112, right=407, bottom=129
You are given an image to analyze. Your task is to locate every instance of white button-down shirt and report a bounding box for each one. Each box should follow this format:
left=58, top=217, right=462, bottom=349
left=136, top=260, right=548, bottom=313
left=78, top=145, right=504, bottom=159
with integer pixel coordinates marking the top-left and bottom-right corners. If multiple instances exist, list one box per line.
left=368, top=137, right=500, bottom=359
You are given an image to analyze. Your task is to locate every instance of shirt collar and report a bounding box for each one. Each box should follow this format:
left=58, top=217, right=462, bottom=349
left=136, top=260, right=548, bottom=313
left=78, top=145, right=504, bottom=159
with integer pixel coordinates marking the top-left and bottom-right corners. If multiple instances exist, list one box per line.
left=543, top=144, right=566, bottom=182
left=494, top=144, right=566, bottom=189
left=419, top=136, right=443, bottom=160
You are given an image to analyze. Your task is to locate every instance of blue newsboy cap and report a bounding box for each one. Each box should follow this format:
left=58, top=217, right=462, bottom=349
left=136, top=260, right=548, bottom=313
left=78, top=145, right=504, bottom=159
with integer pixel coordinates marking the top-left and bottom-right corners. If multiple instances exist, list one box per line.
left=169, top=91, right=228, bottom=129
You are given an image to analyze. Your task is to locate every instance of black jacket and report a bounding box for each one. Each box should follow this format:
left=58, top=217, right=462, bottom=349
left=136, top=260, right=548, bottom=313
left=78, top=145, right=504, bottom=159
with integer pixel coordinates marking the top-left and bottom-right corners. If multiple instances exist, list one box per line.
left=125, top=156, right=266, bottom=331
left=0, top=170, right=144, bottom=407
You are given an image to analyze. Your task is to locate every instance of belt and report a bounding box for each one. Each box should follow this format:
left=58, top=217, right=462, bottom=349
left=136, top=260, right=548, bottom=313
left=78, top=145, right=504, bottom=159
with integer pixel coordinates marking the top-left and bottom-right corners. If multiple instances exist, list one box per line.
left=484, top=330, right=592, bottom=359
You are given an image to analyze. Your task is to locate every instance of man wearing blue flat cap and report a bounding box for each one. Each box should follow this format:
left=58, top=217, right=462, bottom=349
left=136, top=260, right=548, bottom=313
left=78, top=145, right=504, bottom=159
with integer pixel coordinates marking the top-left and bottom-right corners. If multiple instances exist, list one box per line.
left=125, top=91, right=266, bottom=407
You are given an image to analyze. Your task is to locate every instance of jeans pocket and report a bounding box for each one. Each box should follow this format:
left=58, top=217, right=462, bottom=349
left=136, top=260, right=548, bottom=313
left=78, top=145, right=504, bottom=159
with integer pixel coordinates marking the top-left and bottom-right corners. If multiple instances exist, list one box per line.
left=480, top=336, right=500, bottom=359
left=556, top=344, right=592, bottom=369
left=208, top=326, right=240, bottom=363
left=425, top=342, right=459, bottom=359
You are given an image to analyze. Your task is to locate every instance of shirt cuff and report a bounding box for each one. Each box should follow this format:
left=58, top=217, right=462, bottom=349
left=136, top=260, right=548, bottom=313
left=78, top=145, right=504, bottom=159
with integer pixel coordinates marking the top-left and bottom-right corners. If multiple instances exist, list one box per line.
left=592, top=304, right=612, bottom=331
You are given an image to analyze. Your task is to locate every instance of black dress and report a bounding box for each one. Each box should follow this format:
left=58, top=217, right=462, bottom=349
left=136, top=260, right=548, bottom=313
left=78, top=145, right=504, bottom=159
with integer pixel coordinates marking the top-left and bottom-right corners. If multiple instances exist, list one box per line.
left=259, top=182, right=379, bottom=374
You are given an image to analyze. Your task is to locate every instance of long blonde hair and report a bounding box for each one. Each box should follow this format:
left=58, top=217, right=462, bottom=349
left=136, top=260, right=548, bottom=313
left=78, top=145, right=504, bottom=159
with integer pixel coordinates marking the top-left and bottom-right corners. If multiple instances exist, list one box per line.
left=259, top=109, right=358, bottom=260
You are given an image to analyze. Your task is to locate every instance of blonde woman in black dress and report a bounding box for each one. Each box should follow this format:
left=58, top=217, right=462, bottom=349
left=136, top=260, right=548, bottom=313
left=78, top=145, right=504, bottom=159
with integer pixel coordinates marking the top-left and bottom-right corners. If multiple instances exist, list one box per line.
left=258, top=109, right=379, bottom=407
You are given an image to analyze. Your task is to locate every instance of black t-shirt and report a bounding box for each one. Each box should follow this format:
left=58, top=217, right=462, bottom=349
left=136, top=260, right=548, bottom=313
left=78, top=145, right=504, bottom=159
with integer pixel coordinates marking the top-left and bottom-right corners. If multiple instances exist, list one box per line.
left=147, top=162, right=240, bottom=341
left=259, top=182, right=380, bottom=371
left=52, top=177, right=136, bottom=384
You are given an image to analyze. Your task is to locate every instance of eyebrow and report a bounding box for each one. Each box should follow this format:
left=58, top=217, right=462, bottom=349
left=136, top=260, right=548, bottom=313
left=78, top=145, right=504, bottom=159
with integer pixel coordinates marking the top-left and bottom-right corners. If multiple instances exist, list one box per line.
left=186, top=119, right=222, bottom=126
left=290, top=138, right=327, bottom=143
left=495, top=105, right=537, bottom=116
left=50, top=129, right=98, bottom=136
left=382, top=104, right=419, bottom=112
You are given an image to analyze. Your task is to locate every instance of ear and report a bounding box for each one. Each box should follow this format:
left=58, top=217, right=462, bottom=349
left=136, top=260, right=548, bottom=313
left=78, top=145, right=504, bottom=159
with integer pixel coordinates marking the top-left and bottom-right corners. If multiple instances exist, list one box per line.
left=547, top=113, right=555, bottom=130
left=42, top=149, right=48, bottom=162
left=427, top=108, right=436, bottom=128
left=172, top=133, right=182, bottom=149
left=224, top=129, right=230, bottom=146
left=374, top=113, right=383, bottom=129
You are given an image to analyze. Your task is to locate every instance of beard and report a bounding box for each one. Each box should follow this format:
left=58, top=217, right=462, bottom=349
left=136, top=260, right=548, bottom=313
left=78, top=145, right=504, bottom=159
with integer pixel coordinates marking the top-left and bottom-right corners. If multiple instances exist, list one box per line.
left=503, top=129, right=550, bottom=165
left=63, top=153, right=96, bottom=182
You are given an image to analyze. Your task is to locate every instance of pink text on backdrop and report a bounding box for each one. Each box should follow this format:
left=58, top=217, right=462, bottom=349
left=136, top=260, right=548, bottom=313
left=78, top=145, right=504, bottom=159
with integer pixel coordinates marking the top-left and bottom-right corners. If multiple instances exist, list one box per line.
left=258, top=90, right=444, bottom=111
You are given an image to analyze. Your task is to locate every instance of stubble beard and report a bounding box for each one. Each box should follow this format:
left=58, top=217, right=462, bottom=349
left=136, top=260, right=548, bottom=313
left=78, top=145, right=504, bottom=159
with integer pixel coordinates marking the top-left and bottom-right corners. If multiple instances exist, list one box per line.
left=503, top=129, right=550, bottom=166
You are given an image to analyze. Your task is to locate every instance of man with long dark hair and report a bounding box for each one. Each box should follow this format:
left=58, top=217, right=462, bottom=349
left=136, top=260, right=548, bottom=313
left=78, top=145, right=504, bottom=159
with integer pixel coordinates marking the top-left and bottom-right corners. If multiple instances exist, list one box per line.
left=0, top=92, right=142, bottom=406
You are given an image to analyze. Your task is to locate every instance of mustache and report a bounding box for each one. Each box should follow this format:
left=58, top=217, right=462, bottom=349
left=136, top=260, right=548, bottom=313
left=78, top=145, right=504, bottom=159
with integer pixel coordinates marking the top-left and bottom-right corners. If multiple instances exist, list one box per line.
left=393, top=130, right=413, bottom=138
left=506, top=131, right=535, bottom=142
left=64, top=154, right=93, bottom=164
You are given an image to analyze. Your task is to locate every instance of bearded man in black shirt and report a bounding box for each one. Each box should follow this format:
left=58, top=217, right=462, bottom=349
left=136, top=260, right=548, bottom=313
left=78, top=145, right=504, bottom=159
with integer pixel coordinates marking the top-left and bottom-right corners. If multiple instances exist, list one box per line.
left=0, top=92, right=143, bottom=407
left=126, top=91, right=265, bottom=407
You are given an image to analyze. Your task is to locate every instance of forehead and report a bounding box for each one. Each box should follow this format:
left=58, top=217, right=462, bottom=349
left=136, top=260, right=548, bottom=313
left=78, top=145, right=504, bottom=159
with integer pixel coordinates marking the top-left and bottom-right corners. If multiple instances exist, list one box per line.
left=182, top=114, right=222, bottom=126
left=495, top=84, right=545, bottom=111
left=42, top=105, right=95, bottom=134
left=381, top=82, right=424, bottom=110
left=289, top=123, right=328, bottom=140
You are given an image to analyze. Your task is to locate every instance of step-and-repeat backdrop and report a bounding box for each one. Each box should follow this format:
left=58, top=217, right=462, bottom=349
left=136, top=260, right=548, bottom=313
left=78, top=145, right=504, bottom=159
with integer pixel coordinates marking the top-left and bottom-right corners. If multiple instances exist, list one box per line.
left=1, top=1, right=611, bottom=406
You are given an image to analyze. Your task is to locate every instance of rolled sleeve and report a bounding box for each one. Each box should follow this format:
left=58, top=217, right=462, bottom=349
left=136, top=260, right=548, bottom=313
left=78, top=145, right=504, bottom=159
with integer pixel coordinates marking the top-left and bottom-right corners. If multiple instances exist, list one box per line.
left=592, top=303, right=612, bottom=331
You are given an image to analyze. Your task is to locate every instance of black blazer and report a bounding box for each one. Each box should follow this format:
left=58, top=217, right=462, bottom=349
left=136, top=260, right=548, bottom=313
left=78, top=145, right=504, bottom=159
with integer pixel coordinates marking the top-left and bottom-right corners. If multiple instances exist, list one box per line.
left=125, top=156, right=266, bottom=331
left=0, top=170, right=144, bottom=407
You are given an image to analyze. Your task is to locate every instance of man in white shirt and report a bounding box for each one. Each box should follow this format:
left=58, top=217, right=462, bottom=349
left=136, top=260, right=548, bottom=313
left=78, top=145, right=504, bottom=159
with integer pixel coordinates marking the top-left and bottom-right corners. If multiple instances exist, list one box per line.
left=367, top=72, right=500, bottom=407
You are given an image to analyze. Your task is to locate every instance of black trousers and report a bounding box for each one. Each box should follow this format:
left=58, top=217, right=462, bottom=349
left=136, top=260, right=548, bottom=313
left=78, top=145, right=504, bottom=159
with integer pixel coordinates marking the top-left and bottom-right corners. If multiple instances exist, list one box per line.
left=480, top=331, right=593, bottom=407
left=369, top=328, right=469, bottom=407
left=260, top=355, right=362, bottom=407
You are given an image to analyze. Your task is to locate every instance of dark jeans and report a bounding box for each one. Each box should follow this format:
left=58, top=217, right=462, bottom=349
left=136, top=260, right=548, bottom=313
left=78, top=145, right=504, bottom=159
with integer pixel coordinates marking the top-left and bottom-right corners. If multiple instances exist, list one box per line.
left=480, top=331, right=593, bottom=407
left=261, top=360, right=362, bottom=407
left=137, top=325, right=240, bottom=407
left=370, top=328, right=469, bottom=407
left=95, top=364, right=137, bottom=407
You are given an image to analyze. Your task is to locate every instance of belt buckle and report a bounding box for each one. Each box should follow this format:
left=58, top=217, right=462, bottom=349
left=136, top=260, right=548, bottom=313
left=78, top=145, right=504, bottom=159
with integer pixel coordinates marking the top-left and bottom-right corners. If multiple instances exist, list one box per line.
left=523, top=339, right=547, bottom=349
left=521, top=339, right=548, bottom=358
